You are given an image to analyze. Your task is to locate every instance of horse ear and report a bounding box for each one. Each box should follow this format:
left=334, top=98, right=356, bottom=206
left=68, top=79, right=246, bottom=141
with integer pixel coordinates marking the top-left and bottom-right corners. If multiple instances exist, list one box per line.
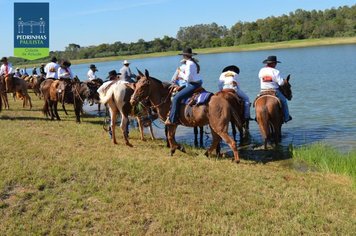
left=136, top=68, right=144, bottom=77
left=286, top=74, right=291, bottom=82
left=145, top=69, right=149, bottom=78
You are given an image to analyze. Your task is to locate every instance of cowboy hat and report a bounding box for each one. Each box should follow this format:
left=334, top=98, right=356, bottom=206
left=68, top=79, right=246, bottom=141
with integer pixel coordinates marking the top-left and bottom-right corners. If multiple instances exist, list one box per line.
left=0, top=57, right=8, bottom=62
left=123, top=60, right=130, bottom=65
left=178, top=47, right=197, bottom=56
left=50, top=56, right=58, bottom=63
left=222, top=65, right=240, bottom=74
left=89, top=64, right=98, bottom=71
left=106, top=70, right=121, bottom=79
left=262, top=55, right=281, bottom=64
left=61, top=60, right=71, bottom=67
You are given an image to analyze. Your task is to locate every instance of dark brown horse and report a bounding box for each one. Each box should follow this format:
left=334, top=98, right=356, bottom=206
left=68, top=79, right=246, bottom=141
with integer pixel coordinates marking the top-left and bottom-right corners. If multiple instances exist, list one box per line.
left=41, top=78, right=90, bottom=122
left=130, top=70, right=244, bottom=162
left=254, top=75, right=292, bottom=149
left=84, top=79, right=104, bottom=113
left=0, top=75, right=32, bottom=109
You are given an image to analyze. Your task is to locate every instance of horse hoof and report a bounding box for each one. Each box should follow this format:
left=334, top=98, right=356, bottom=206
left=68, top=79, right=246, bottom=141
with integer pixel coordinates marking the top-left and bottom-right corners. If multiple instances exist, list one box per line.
left=170, top=149, right=176, bottom=156
left=178, top=146, right=186, bottom=153
left=204, top=151, right=209, bottom=157
left=126, top=142, right=133, bottom=147
left=234, top=159, right=240, bottom=164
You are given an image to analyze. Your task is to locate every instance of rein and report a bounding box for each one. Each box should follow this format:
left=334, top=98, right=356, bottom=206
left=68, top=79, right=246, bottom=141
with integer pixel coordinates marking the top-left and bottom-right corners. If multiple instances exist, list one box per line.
left=149, top=86, right=173, bottom=109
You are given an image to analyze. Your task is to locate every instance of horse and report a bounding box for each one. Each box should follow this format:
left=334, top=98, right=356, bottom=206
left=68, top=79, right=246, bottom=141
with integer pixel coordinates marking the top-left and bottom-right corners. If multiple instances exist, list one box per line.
left=98, top=79, right=158, bottom=146
left=254, top=74, right=292, bottom=149
left=41, top=78, right=90, bottom=122
left=0, top=75, right=32, bottom=109
left=130, top=70, right=245, bottom=163
left=26, top=74, right=45, bottom=98
left=84, top=79, right=104, bottom=114
left=0, top=76, right=9, bottom=110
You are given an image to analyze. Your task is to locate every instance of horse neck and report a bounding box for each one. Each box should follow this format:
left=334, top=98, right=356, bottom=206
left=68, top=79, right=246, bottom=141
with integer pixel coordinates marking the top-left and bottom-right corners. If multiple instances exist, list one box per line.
left=148, top=79, right=171, bottom=120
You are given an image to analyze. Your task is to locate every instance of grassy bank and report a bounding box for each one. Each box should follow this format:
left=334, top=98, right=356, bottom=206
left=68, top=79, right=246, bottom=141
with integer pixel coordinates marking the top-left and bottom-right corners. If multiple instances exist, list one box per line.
left=17, top=36, right=356, bottom=67
left=0, top=95, right=355, bottom=235
left=293, top=143, right=356, bottom=183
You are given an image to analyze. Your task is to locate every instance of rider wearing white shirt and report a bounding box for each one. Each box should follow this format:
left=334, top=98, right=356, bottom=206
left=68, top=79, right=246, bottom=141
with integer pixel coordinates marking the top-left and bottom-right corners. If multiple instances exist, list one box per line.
left=87, top=64, right=98, bottom=81
left=58, top=60, right=74, bottom=80
left=218, top=65, right=251, bottom=120
left=44, top=56, right=59, bottom=79
left=0, top=57, right=14, bottom=91
left=258, top=55, right=292, bottom=123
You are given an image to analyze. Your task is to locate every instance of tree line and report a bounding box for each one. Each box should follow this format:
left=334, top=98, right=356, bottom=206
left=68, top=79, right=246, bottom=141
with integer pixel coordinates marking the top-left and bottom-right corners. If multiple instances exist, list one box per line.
left=10, top=5, right=356, bottom=64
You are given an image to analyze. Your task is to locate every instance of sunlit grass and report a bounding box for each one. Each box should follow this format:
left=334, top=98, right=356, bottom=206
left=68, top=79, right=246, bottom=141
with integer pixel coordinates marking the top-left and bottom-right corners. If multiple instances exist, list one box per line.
left=0, top=94, right=355, bottom=234
left=293, top=143, right=356, bottom=183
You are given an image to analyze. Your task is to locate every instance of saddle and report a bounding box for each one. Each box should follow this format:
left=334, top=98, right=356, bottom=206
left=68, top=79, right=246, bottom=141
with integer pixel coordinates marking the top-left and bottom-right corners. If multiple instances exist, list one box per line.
left=253, top=90, right=281, bottom=108
left=182, top=88, right=213, bottom=106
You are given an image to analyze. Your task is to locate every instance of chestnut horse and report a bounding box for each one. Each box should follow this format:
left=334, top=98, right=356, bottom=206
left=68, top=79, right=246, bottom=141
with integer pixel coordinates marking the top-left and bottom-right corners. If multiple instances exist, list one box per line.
left=254, top=74, right=292, bottom=149
left=0, top=75, right=32, bottom=109
left=130, top=70, right=244, bottom=163
left=41, top=78, right=90, bottom=122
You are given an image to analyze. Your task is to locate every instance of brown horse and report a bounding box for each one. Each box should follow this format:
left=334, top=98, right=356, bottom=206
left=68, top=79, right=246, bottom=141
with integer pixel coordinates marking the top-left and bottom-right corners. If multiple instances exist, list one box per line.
left=41, top=78, right=90, bottom=122
left=254, top=74, right=292, bottom=149
left=26, top=74, right=45, bottom=98
left=130, top=70, right=244, bottom=162
left=84, top=79, right=104, bottom=113
left=0, top=75, right=32, bottom=109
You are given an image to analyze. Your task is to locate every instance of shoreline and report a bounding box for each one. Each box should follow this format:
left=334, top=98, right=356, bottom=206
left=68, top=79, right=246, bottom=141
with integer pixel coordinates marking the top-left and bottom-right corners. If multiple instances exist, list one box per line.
left=16, top=37, right=356, bottom=67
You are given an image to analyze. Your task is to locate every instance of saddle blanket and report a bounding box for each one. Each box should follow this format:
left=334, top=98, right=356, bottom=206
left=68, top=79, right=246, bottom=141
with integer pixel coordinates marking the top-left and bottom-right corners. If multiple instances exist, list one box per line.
left=181, top=91, right=213, bottom=106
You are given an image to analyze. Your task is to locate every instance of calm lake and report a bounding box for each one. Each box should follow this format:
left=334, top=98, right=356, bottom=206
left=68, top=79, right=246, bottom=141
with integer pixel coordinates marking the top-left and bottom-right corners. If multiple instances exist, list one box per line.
left=71, top=44, right=356, bottom=152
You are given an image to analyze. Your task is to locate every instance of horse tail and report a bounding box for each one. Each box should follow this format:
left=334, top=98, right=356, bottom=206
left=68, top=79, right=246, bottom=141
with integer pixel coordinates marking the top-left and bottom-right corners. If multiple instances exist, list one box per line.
left=219, top=90, right=243, bottom=129
left=42, top=99, right=49, bottom=117
left=98, top=81, right=116, bottom=104
left=256, top=101, right=270, bottom=147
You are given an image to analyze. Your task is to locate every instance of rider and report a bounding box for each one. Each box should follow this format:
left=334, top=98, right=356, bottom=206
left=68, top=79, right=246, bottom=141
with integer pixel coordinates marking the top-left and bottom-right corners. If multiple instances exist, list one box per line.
left=119, top=60, right=136, bottom=83
left=44, top=56, right=60, bottom=80
left=258, top=55, right=292, bottom=123
left=218, top=65, right=251, bottom=121
left=165, top=47, right=202, bottom=125
left=87, top=64, right=101, bottom=83
left=0, top=57, right=14, bottom=91
left=171, top=59, right=187, bottom=91
left=58, top=60, right=74, bottom=80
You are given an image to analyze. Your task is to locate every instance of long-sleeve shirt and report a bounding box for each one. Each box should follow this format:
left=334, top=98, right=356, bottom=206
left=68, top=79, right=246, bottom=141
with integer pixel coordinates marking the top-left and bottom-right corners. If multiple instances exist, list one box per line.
left=58, top=67, right=74, bottom=79
left=87, top=69, right=97, bottom=81
left=0, top=63, right=13, bottom=76
left=119, top=66, right=135, bottom=82
left=44, top=62, right=59, bottom=79
left=258, top=66, right=285, bottom=90
left=177, top=59, right=202, bottom=83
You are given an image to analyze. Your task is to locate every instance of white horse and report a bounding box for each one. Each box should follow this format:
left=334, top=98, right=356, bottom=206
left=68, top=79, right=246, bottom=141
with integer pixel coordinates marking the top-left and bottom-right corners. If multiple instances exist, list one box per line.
left=98, top=80, right=156, bottom=146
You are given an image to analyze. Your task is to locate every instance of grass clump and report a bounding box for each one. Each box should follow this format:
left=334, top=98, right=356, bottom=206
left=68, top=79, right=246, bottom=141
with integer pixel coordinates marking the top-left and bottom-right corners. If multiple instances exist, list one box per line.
left=293, top=143, right=356, bottom=183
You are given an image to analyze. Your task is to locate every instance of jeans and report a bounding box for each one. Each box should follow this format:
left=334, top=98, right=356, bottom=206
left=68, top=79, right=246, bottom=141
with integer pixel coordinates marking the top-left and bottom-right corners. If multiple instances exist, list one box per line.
left=236, top=88, right=251, bottom=119
left=169, top=81, right=202, bottom=123
left=276, top=89, right=290, bottom=122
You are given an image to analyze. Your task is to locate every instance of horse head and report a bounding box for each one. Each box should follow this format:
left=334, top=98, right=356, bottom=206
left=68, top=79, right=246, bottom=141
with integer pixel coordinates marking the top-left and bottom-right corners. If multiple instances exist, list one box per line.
left=279, top=74, right=292, bottom=101
left=130, top=69, right=151, bottom=106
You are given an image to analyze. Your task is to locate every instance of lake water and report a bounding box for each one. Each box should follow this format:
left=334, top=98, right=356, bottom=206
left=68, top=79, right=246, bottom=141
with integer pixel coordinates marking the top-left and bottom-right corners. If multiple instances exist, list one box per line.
left=71, top=44, right=356, bottom=152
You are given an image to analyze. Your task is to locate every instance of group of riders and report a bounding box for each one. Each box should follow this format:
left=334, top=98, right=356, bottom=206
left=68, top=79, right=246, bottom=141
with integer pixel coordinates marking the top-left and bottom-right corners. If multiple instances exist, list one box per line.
left=0, top=47, right=292, bottom=130
left=165, top=48, right=292, bottom=126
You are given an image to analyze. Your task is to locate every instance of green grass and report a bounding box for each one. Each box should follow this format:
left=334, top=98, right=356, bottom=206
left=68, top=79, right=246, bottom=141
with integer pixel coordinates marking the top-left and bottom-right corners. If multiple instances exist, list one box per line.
left=0, top=94, right=355, bottom=235
left=293, top=143, right=356, bottom=183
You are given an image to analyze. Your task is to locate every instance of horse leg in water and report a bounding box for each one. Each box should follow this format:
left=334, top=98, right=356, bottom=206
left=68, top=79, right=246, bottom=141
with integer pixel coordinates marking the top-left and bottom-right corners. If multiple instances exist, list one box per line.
left=194, top=126, right=204, bottom=147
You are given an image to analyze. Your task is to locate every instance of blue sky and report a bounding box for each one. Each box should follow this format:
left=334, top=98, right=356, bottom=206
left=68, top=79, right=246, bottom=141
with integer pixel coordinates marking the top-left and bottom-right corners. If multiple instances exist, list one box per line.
left=1, top=0, right=355, bottom=57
